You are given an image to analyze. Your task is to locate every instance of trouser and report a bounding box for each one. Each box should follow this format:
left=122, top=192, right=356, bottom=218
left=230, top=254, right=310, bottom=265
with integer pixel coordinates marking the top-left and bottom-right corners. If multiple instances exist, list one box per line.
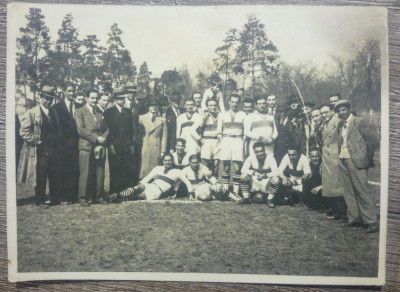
left=35, top=150, right=57, bottom=204
left=79, top=149, right=106, bottom=202
left=339, top=158, right=377, bottom=224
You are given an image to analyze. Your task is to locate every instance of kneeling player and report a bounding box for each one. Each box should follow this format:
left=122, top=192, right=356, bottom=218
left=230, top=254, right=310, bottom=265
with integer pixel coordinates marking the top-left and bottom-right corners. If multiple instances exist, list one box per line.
left=181, top=154, right=237, bottom=202
left=108, top=153, right=193, bottom=202
left=240, top=142, right=281, bottom=207
left=277, top=145, right=312, bottom=205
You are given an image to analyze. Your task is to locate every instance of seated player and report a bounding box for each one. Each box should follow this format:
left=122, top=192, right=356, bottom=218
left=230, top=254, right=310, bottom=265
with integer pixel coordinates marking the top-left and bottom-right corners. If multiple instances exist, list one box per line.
left=302, top=147, right=323, bottom=210
left=277, top=145, right=312, bottom=205
left=172, top=138, right=190, bottom=169
left=108, top=153, right=193, bottom=202
left=240, top=142, right=281, bottom=207
left=181, top=154, right=235, bottom=202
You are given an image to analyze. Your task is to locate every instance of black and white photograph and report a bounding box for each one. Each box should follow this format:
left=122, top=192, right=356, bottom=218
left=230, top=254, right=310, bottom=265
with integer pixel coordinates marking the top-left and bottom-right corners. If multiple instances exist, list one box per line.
left=6, top=3, right=389, bottom=285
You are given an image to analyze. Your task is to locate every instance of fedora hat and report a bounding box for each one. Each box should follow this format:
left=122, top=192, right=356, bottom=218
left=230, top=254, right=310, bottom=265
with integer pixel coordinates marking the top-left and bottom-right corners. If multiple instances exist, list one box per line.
left=334, top=99, right=351, bottom=112
left=124, top=81, right=138, bottom=93
left=41, top=86, right=55, bottom=99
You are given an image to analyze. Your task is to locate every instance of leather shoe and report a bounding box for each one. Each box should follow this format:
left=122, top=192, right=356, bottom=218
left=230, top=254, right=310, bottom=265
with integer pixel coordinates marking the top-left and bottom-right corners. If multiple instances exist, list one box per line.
left=237, top=198, right=251, bottom=204
left=78, top=199, right=90, bottom=207
left=343, top=221, right=362, bottom=228
left=366, top=222, right=379, bottom=233
left=267, top=199, right=275, bottom=208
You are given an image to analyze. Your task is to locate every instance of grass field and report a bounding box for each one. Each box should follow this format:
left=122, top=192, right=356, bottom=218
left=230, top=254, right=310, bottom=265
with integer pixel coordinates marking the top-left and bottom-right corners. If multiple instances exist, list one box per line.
left=16, top=184, right=380, bottom=277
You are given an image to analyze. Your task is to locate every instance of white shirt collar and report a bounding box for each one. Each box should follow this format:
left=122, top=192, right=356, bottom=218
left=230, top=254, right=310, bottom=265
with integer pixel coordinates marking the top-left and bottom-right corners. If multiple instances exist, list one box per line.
left=115, top=103, right=123, bottom=112
left=86, top=103, right=95, bottom=113
left=40, top=104, right=49, bottom=116
left=345, top=114, right=353, bottom=123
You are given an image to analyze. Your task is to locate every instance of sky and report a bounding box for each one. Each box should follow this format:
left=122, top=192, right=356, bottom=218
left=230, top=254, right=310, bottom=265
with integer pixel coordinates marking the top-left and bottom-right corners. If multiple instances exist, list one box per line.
left=8, top=3, right=387, bottom=77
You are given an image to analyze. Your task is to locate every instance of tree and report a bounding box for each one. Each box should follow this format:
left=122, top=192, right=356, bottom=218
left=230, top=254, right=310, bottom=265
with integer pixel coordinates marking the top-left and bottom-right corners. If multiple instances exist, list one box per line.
left=16, top=8, right=51, bottom=102
left=137, top=62, right=152, bottom=95
left=235, top=14, right=279, bottom=97
left=214, top=28, right=238, bottom=90
left=159, top=69, right=182, bottom=96
left=54, top=13, right=82, bottom=86
left=102, top=23, right=136, bottom=88
left=78, top=34, right=105, bottom=89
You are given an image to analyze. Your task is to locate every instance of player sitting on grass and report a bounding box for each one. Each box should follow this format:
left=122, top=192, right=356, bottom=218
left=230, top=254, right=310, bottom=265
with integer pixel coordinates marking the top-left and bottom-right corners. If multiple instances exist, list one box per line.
left=239, top=142, right=281, bottom=207
left=108, top=153, right=193, bottom=202
left=277, top=145, right=312, bottom=205
left=181, top=154, right=238, bottom=202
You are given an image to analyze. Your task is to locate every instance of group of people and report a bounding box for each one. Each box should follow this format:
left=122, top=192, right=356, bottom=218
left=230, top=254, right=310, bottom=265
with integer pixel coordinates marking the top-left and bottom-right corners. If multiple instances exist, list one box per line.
left=17, top=80, right=380, bottom=233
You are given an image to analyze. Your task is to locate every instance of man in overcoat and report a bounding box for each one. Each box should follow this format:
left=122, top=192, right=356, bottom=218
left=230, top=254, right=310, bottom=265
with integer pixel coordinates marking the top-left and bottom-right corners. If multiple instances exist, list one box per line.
left=103, top=87, right=135, bottom=193
left=335, top=100, right=379, bottom=233
left=320, top=104, right=346, bottom=220
left=19, top=86, right=58, bottom=206
left=52, top=82, right=79, bottom=203
left=139, top=96, right=167, bottom=178
left=75, top=90, right=109, bottom=205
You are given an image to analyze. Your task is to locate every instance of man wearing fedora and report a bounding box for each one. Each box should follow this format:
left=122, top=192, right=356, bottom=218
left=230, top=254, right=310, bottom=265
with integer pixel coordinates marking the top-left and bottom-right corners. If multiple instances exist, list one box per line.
left=104, top=87, right=135, bottom=194
left=75, top=90, right=109, bottom=205
left=19, top=85, right=58, bottom=206
left=289, top=100, right=315, bottom=156
left=52, top=82, right=79, bottom=203
left=335, top=99, right=379, bottom=233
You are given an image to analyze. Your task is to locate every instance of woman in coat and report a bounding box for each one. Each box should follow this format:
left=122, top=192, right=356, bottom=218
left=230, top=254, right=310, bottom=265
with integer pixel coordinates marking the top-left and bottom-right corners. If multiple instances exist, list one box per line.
left=139, top=96, right=167, bottom=179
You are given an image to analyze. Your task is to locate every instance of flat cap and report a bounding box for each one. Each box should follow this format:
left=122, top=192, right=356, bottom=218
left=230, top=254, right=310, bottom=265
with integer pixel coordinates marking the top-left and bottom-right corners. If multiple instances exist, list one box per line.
left=334, top=99, right=351, bottom=112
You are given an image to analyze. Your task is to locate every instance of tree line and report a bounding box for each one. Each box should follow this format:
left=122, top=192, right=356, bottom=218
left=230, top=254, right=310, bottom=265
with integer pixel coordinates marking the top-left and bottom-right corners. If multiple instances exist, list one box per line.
left=16, top=8, right=381, bottom=112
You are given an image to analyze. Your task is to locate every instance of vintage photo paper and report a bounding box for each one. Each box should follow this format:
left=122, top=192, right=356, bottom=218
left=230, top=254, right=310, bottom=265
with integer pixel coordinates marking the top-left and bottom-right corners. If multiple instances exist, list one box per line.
left=7, top=3, right=389, bottom=285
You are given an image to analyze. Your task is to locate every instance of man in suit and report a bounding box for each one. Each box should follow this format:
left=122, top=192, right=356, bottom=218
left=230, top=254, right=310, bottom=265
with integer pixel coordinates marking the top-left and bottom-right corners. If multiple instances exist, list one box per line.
left=139, top=96, right=167, bottom=178
left=52, top=82, right=79, bottom=203
left=165, top=91, right=184, bottom=153
left=104, top=87, right=135, bottom=194
left=335, top=100, right=379, bottom=233
left=274, top=104, right=292, bottom=165
left=19, top=86, right=58, bottom=206
left=96, top=94, right=110, bottom=113
left=124, top=83, right=141, bottom=184
left=266, top=94, right=277, bottom=116
left=75, top=90, right=109, bottom=205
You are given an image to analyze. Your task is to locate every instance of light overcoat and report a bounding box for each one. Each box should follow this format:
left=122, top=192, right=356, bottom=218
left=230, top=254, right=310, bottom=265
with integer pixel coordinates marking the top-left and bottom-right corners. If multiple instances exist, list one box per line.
left=321, top=115, right=343, bottom=197
left=18, top=105, right=43, bottom=186
left=139, top=112, right=167, bottom=178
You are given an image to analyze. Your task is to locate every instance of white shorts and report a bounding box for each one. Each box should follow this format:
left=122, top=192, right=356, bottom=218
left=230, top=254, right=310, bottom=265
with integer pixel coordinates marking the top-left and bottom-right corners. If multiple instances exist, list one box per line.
left=193, top=182, right=211, bottom=199
left=185, top=140, right=199, bottom=156
left=251, top=177, right=271, bottom=193
left=143, top=183, right=163, bottom=200
left=219, top=137, right=244, bottom=162
left=200, top=138, right=220, bottom=160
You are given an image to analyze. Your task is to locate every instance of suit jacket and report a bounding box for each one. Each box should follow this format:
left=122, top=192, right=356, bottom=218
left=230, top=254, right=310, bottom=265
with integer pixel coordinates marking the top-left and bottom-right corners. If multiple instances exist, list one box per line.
left=103, top=105, right=134, bottom=154
left=75, top=105, right=109, bottom=151
left=52, top=99, right=79, bottom=152
left=165, top=106, right=185, bottom=152
left=338, top=116, right=379, bottom=169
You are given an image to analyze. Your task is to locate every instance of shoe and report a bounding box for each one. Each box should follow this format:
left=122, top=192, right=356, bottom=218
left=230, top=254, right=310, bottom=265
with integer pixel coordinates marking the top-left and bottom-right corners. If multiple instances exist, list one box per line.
left=267, top=199, right=275, bottom=208
left=49, top=200, right=61, bottom=206
left=237, top=198, right=250, bottom=204
left=343, top=221, right=362, bottom=228
left=108, top=193, right=121, bottom=203
left=78, top=199, right=90, bottom=207
left=366, top=222, right=379, bottom=233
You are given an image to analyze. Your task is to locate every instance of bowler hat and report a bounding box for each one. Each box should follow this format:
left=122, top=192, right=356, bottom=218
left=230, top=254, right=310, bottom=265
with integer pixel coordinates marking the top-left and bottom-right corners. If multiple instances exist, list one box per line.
left=276, top=103, right=289, bottom=112
left=158, top=95, right=169, bottom=106
left=334, top=99, right=351, bottom=112
left=303, top=100, right=315, bottom=108
left=113, top=87, right=126, bottom=99
left=41, top=86, right=55, bottom=99
left=287, top=94, right=299, bottom=105
left=148, top=95, right=159, bottom=106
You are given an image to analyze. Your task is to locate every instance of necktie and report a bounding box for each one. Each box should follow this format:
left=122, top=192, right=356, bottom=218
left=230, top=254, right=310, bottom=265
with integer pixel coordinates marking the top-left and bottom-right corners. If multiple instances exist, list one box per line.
left=151, top=113, right=156, bottom=123
left=343, top=121, right=347, bottom=129
left=194, top=171, right=199, bottom=181
left=69, top=102, right=73, bottom=116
